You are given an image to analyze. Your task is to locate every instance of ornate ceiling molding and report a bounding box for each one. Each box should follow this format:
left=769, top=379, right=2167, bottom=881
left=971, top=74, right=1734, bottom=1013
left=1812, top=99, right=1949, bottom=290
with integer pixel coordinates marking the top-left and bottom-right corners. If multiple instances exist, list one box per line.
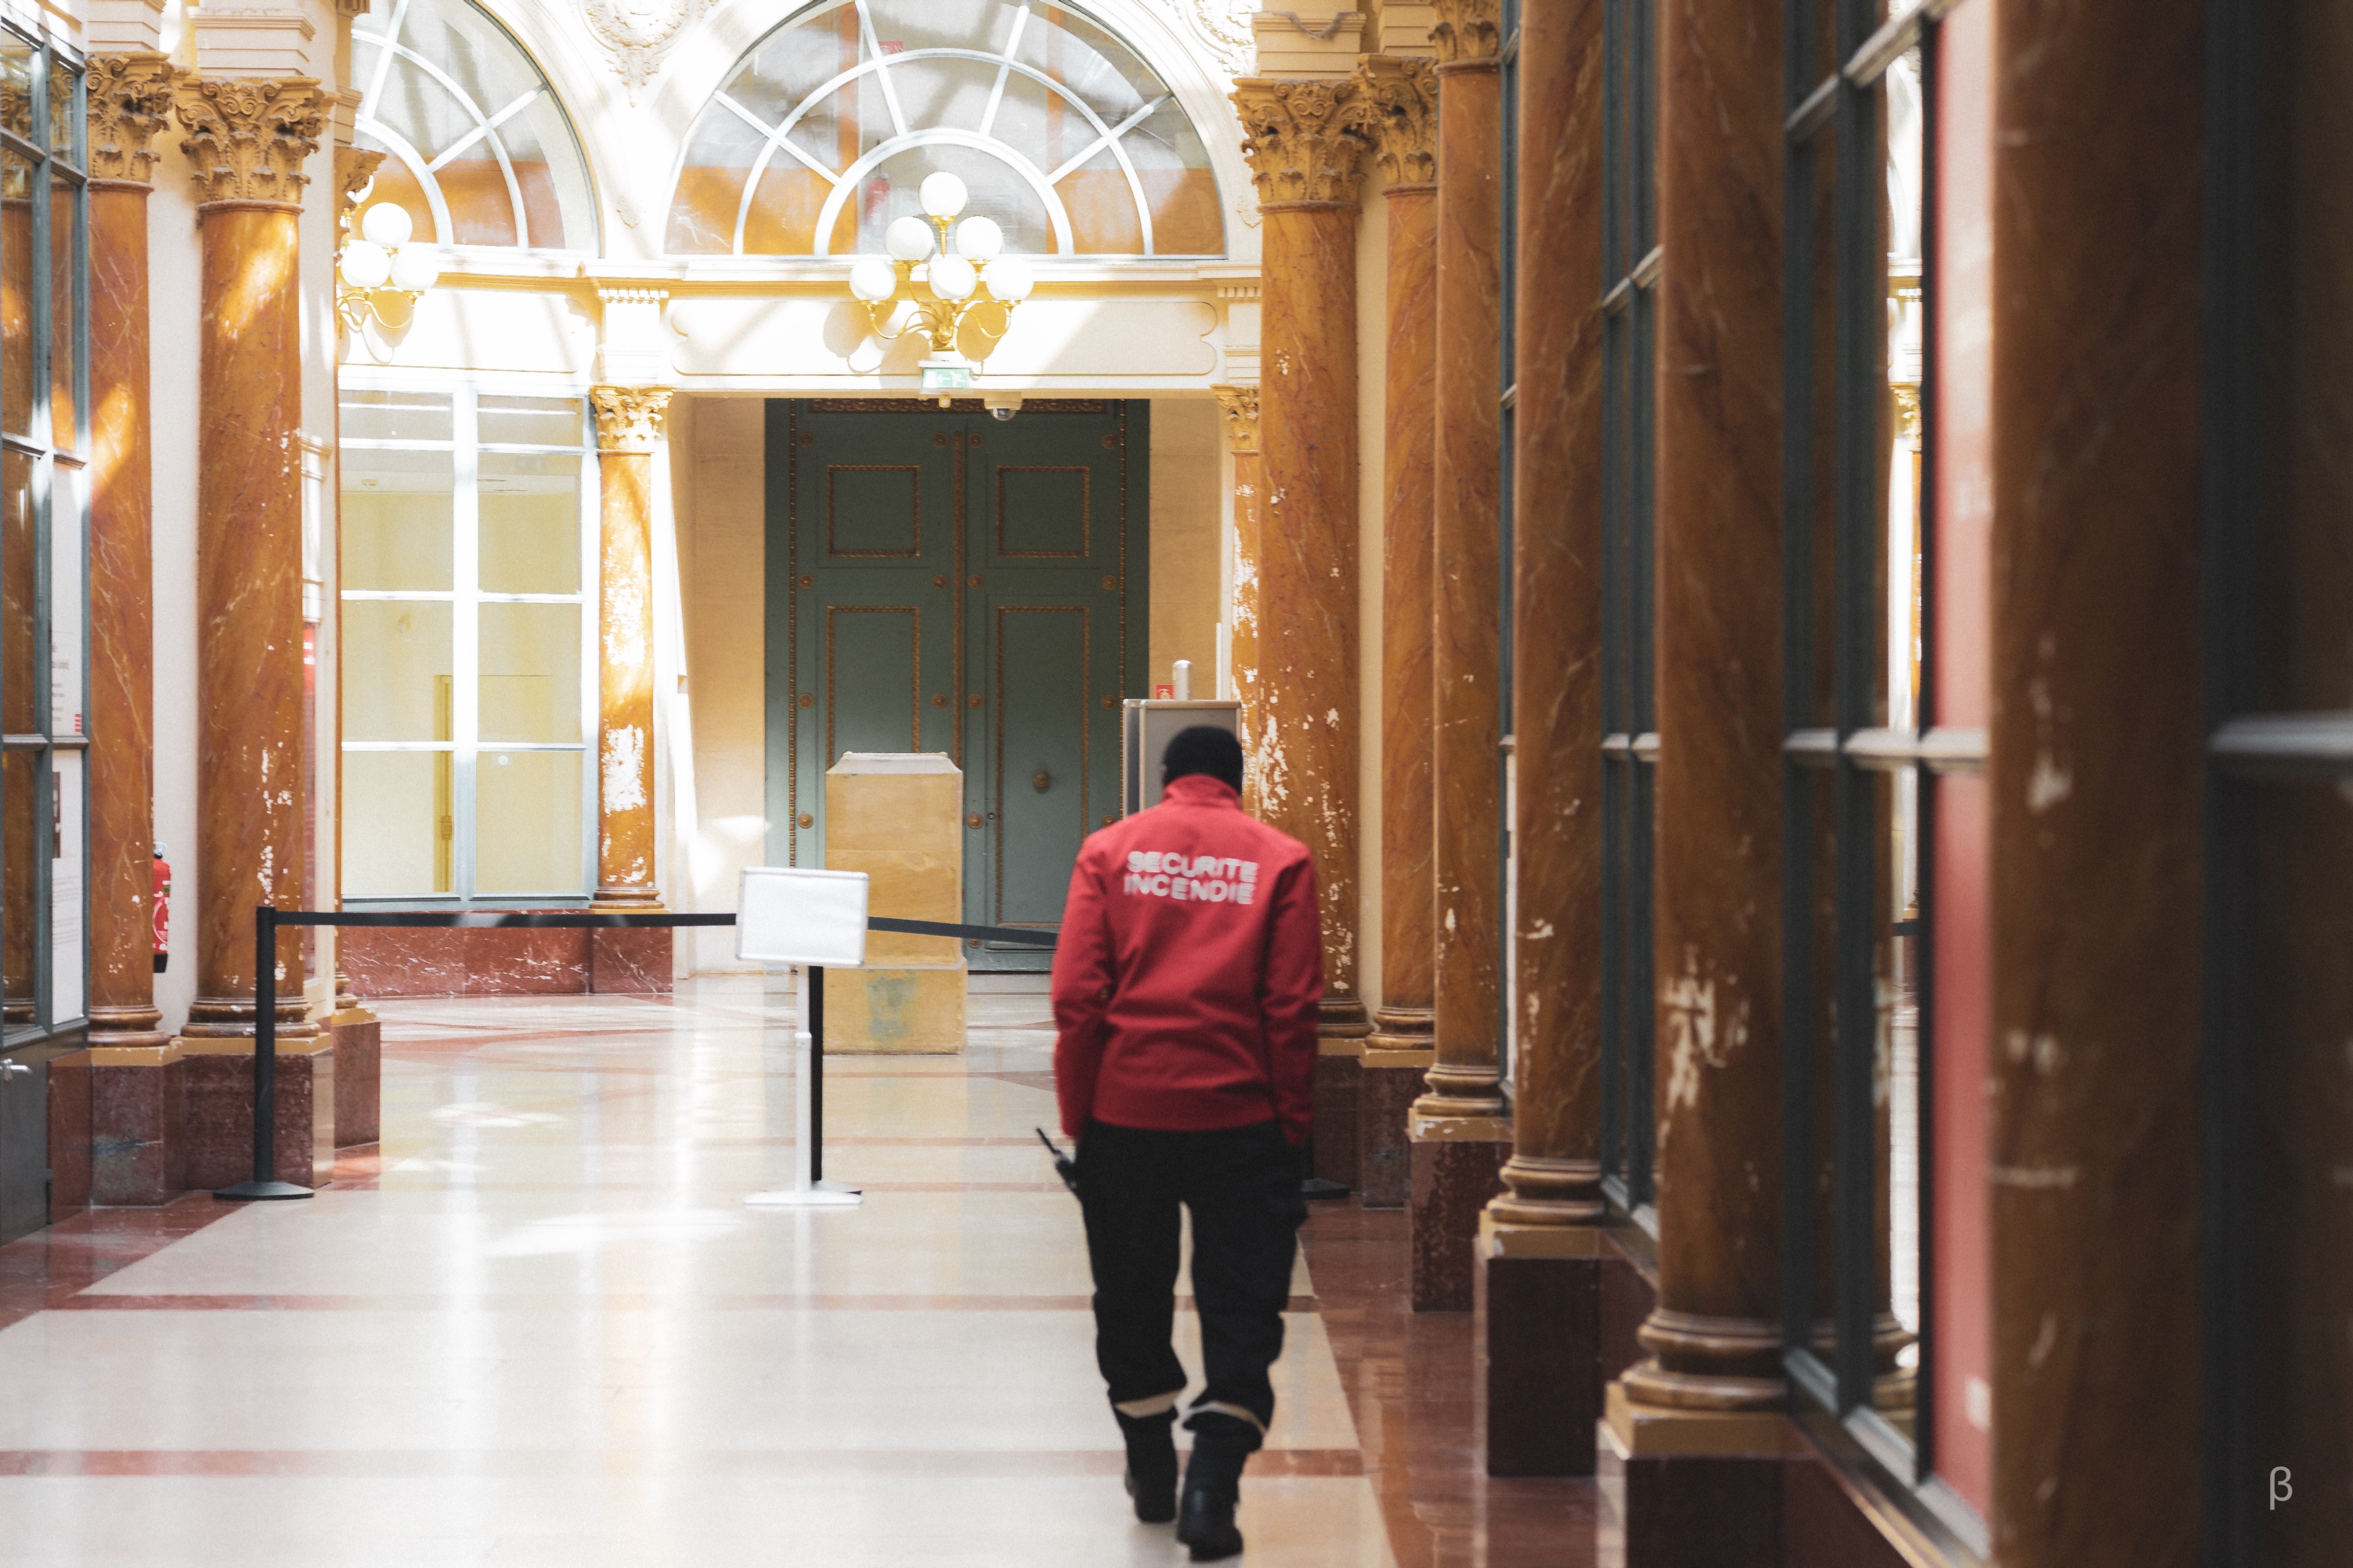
left=581, top=0, right=703, bottom=106
left=1171, top=0, right=1258, bottom=78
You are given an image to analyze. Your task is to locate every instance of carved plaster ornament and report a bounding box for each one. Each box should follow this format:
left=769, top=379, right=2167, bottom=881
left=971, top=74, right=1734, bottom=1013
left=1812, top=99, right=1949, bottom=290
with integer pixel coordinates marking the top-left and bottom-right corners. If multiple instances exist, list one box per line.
left=1213, top=385, right=1261, bottom=452
left=86, top=54, right=182, bottom=186
left=1173, top=0, right=1258, bottom=78
left=1230, top=77, right=1369, bottom=207
left=1430, top=0, right=1500, bottom=63
left=175, top=77, right=327, bottom=206
left=581, top=0, right=702, bottom=106
left=1352, top=55, right=1436, bottom=188
left=590, top=385, right=674, bottom=452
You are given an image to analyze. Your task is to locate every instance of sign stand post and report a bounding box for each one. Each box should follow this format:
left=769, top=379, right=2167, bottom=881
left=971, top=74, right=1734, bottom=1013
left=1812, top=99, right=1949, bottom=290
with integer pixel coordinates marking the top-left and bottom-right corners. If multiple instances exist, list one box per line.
left=736, top=867, right=872, bottom=1209
left=745, top=964, right=861, bottom=1208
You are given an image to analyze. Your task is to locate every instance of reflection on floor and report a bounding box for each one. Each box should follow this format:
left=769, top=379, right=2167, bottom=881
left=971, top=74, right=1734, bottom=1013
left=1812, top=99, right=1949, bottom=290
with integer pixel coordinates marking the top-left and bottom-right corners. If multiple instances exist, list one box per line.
left=0, top=978, right=1608, bottom=1566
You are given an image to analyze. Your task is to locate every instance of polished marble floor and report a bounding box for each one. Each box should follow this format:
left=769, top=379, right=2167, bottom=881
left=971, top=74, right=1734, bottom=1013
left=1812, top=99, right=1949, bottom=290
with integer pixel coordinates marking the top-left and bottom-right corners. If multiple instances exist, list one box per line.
left=0, top=977, right=1606, bottom=1565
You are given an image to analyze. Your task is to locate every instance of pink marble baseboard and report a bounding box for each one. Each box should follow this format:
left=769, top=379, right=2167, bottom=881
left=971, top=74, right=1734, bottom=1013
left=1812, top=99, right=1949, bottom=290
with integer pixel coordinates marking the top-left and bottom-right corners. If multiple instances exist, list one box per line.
left=180, top=1045, right=334, bottom=1191
left=590, top=928, right=673, bottom=993
left=341, top=922, right=594, bottom=998
left=45, top=1054, right=92, bottom=1216
left=1409, top=1132, right=1510, bottom=1313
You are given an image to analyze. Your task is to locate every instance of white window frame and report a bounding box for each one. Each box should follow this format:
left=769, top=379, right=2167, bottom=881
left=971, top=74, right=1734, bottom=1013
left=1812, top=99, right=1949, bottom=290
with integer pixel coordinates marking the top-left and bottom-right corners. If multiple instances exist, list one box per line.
left=338, top=377, right=598, bottom=906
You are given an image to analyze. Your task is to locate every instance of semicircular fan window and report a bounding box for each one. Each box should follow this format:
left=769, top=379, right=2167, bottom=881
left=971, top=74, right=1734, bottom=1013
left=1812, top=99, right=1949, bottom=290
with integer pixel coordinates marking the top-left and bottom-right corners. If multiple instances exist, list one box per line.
left=351, top=0, right=597, bottom=251
left=667, top=0, right=1224, bottom=258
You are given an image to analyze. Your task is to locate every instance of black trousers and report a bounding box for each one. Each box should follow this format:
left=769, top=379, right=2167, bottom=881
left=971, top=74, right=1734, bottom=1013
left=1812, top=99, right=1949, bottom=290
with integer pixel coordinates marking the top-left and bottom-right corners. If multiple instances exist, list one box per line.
left=1077, top=1119, right=1306, bottom=1443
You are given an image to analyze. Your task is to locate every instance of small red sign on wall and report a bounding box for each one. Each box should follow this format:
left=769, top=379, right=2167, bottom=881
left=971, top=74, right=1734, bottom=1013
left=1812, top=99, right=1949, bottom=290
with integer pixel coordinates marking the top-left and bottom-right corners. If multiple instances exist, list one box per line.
left=1153, top=684, right=1174, bottom=699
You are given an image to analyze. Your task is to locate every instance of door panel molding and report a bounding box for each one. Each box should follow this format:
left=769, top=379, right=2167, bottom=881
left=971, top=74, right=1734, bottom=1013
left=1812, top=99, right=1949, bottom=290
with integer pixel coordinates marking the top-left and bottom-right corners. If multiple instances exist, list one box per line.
left=826, top=464, right=923, bottom=557
left=993, top=604, right=1092, bottom=930
left=825, top=604, right=924, bottom=763
left=995, top=466, right=1092, bottom=558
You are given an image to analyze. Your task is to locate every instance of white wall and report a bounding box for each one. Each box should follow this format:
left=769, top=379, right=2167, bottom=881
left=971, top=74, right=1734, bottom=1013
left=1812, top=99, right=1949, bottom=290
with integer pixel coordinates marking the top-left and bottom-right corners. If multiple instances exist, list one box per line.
left=1147, top=398, right=1222, bottom=694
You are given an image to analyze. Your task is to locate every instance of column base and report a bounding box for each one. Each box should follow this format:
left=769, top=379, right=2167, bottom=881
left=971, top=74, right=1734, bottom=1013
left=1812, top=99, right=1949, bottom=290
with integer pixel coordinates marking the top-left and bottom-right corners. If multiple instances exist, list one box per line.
left=89, top=1043, right=189, bottom=1205
left=1601, top=1385, right=1791, bottom=1568
left=1312, top=1046, right=1362, bottom=1188
left=1356, top=1043, right=1431, bottom=1208
left=1407, top=1109, right=1509, bottom=1310
left=46, top=1051, right=91, bottom=1215
left=179, top=1037, right=337, bottom=1191
left=329, top=1012, right=381, bottom=1148
left=1479, top=1213, right=1604, bottom=1475
left=590, top=927, right=673, bottom=993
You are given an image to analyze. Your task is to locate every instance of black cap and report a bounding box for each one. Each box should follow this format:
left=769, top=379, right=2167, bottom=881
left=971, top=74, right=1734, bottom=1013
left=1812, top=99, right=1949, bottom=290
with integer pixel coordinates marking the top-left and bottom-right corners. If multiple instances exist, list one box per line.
left=1162, top=725, right=1243, bottom=794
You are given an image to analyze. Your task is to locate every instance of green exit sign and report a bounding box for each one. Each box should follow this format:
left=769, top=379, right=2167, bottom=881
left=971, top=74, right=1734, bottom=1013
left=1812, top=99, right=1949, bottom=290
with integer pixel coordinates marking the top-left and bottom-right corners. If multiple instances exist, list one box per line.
left=921, top=363, right=973, bottom=392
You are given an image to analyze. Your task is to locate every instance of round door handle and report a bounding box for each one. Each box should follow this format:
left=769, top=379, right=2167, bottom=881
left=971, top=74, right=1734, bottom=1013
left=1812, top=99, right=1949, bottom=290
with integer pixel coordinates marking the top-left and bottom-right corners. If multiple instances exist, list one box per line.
left=1033, top=770, right=1052, bottom=793
left=967, top=813, right=983, bottom=830
left=797, top=813, right=814, bottom=829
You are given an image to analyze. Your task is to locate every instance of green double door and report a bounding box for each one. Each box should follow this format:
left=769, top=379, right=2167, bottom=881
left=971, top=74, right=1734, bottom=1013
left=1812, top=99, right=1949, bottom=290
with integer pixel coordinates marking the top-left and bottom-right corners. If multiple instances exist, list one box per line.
left=767, top=400, right=1147, bottom=968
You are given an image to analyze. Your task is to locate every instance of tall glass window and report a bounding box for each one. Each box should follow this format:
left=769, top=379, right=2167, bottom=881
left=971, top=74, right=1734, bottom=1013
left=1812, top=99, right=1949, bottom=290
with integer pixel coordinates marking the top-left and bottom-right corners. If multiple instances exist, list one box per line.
left=1497, top=0, right=1520, bottom=1095
left=339, top=385, right=594, bottom=903
left=1781, top=0, right=1958, bottom=1529
left=1598, top=0, right=1658, bottom=1224
left=0, top=31, right=88, bottom=1036
left=352, top=0, right=598, bottom=251
left=666, top=0, right=1224, bottom=257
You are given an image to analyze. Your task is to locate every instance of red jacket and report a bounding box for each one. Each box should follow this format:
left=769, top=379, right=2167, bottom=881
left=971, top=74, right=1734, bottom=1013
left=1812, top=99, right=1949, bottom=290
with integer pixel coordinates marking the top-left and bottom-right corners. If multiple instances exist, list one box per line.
left=1052, top=774, right=1323, bottom=1145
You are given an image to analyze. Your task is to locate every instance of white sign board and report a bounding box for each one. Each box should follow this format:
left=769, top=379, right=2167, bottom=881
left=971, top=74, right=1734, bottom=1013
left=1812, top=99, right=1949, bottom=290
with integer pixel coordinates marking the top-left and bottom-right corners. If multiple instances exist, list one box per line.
left=736, top=867, right=870, bottom=968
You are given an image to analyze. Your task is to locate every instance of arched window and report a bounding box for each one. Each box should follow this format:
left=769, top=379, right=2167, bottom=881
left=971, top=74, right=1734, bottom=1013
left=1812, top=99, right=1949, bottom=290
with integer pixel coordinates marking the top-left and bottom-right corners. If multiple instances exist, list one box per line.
left=667, top=0, right=1223, bottom=258
left=352, top=0, right=597, bottom=251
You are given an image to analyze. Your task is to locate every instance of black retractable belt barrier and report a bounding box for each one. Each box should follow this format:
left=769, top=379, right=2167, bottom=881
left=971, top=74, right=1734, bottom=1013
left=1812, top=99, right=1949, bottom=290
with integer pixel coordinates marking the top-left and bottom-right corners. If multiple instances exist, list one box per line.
left=218, top=906, right=1056, bottom=1201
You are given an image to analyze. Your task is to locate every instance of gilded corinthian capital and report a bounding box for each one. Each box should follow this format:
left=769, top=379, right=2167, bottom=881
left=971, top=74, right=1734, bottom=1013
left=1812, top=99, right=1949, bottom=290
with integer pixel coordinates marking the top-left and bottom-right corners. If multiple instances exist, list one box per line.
left=1213, top=385, right=1260, bottom=452
left=591, top=386, right=674, bottom=453
left=1431, top=0, right=1502, bottom=64
left=1231, top=77, right=1370, bottom=208
left=175, top=77, right=327, bottom=206
left=1352, top=56, right=1438, bottom=188
left=87, top=56, right=182, bottom=186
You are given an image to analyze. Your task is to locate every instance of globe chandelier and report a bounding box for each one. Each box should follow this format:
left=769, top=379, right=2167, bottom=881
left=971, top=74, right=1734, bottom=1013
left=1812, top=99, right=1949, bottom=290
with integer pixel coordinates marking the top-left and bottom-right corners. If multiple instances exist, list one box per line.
left=335, top=196, right=442, bottom=334
left=847, top=172, right=1037, bottom=406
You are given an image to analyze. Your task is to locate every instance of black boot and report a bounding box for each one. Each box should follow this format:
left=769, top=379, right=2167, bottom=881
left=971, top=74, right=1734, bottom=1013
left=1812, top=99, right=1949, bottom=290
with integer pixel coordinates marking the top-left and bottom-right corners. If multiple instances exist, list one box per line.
left=1116, top=1408, right=1178, bottom=1524
left=1175, top=1415, right=1256, bottom=1561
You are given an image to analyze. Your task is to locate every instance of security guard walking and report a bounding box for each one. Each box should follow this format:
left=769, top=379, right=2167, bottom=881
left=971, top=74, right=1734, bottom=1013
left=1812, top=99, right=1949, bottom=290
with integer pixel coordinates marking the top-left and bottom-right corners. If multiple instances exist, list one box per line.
left=1052, top=725, right=1323, bottom=1561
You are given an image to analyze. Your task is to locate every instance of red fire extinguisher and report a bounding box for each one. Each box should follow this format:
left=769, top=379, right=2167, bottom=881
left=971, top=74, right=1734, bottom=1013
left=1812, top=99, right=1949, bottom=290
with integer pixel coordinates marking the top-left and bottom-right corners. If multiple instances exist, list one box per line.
left=153, top=844, right=171, bottom=975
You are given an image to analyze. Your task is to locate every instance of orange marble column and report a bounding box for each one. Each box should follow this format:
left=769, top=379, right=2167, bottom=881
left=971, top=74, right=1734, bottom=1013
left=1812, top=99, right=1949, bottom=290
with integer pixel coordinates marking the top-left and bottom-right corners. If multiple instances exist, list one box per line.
left=82, top=57, right=181, bottom=1201
left=1987, top=2, right=2204, bottom=1563
left=86, top=56, right=176, bottom=1054
left=1353, top=55, right=1440, bottom=1210
left=1608, top=0, right=1788, bottom=1493
left=1232, top=77, right=1372, bottom=1184
left=588, top=387, right=670, bottom=989
left=1214, top=384, right=1261, bottom=814
left=1408, top=0, right=1512, bottom=1313
left=1479, top=0, right=1609, bottom=1475
left=175, top=77, right=323, bottom=1044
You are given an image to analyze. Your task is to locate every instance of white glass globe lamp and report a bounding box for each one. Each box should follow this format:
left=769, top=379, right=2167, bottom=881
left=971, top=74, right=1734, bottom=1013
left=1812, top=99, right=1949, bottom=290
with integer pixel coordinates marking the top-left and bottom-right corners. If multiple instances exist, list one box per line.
left=359, top=201, right=413, bottom=249
left=983, top=255, right=1035, bottom=302
left=919, top=171, right=969, bottom=220
left=886, top=215, right=936, bottom=262
left=388, top=245, right=441, bottom=294
left=849, top=258, right=898, bottom=302
left=338, top=240, right=392, bottom=290
left=929, top=253, right=978, bottom=302
left=954, top=215, right=1003, bottom=262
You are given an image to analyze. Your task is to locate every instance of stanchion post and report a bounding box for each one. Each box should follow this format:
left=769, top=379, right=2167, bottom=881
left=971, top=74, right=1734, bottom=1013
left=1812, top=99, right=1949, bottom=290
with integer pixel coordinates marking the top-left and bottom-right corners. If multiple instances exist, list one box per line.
left=810, top=964, right=824, bottom=1184
left=216, top=904, right=312, bottom=1200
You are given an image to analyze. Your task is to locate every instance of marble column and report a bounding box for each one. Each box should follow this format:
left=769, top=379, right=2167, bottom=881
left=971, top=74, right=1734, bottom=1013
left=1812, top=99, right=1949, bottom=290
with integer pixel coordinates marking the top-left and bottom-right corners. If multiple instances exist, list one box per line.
left=172, top=76, right=334, bottom=1185
left=1354, top=55, right=1439, bottom=1212
left=82, top=56, right=181, bottom=1200
left=1478, top=0, right=1609, bottom=1475
left=589, top=386, right=672, bottom=992
left=1987, top=2, right=2204, bottom=1564
left=1231, top=76, right=1372, bottom=1185
left=1213, top=384, right=1261, bottom=815
left=1408, top=0, right=1510, bottom=1313
left=1604, top=0, right=1788, bottom=1541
